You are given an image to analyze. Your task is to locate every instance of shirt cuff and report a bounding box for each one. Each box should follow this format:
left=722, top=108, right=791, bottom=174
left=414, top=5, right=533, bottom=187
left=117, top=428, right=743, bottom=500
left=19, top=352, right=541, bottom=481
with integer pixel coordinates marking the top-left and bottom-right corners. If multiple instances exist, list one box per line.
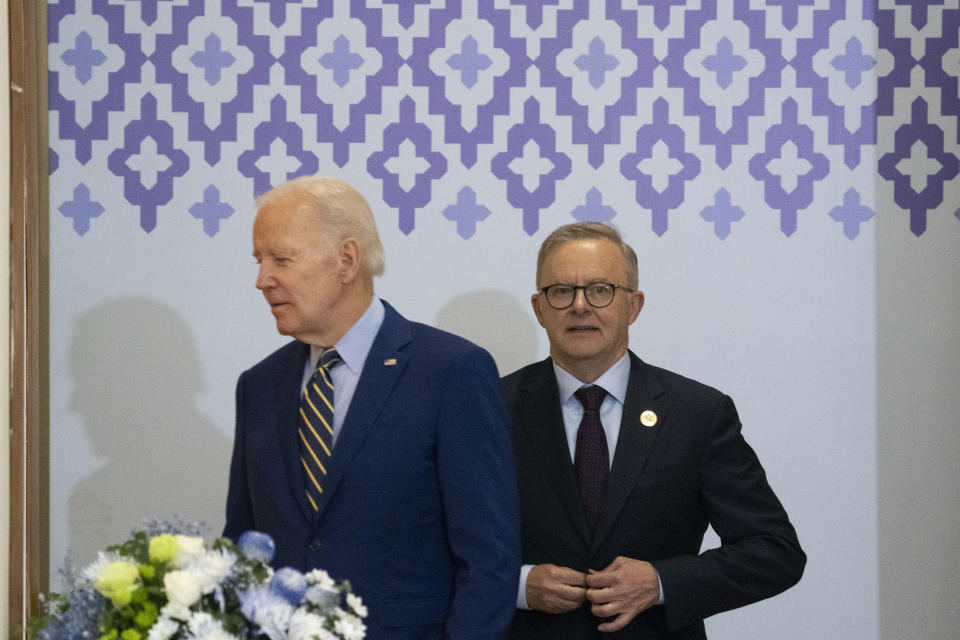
left=517, top=564, right=534, bottom=609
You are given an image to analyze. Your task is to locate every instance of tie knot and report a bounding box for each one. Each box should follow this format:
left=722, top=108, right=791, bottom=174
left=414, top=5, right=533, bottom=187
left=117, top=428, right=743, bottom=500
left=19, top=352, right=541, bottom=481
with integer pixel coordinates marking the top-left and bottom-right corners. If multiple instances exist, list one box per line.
left=316, top=347, right=342, bottom=372
left=575, top=385, right=607, bottom=412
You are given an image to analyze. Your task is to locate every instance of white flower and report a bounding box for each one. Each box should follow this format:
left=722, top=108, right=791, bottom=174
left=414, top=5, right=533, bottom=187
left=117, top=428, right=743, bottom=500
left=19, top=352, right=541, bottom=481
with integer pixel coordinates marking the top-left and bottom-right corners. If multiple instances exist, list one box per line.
left=186, top=611, right=239, bottom=640
left=174, top=535, right=206, bottom=566
left=304, top=568, right=336, bottom=591
left=345, top=593, right=367, bottom=618
left=288, top=608, right=337, bottom=640
left=161, top=601, right=192, bottom=622
left=333, top=609, right=366, bottom=640
left=147, top=617, right=182, bottom=640
left=182, top=548, right=237, bottom=594
left=165, top=569, right=204, bottom=608
left=81, top=551, right=135, bottom=583
left=239, top=587, right=294, bottom=640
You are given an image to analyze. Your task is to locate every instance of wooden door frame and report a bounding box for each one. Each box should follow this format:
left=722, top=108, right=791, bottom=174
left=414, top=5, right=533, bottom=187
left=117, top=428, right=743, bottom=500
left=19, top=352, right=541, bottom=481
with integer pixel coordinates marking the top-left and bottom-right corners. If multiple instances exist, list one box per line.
left=9, top=0, right=48, bottom=635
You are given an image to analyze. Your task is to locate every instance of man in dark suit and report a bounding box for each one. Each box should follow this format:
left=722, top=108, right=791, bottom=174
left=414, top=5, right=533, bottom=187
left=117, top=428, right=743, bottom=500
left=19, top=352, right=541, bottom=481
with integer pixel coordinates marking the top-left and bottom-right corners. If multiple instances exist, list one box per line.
left=502, top=222, right=804, bottom=639
left=224, top=175, right=520, bottom=640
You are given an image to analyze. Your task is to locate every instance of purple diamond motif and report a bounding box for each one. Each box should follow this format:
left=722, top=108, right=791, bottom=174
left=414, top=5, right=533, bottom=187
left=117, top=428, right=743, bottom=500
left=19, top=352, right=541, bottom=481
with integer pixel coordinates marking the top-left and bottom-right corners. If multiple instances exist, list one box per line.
left=49, top=0, right=148, bottom=164
left=443, top=187, right=491, bottom=239
left=367, top=96, right=448, bottom=235
left=491, top=97, right=572, bottom=236
left=106, top=93, right=190, bottom=233
left=59, top=183, right=104, bottom=236
left=703, top=37, right=746, bottom=90
left=621, top=98, right=701, bottom=237
left=538, top=3, right=656, bottom=168
left=571, top=188, right=616, bottom=223
left=50, top=148, right=60, bottom=175
left=321, top=35, right=365, bottom=88
left=61, top=31, right=107, bottom=84
left=794, top=2, right=879, bottom=168
left=408, top=2, right=531, bottom=168
left=189, top=34, right=237, bottom=86
left=237, top=95, right=319, bottom=196
left=662, top=0, right=787, bottom=169
left=874, top=2, right=917, bottom=118
left=700, top=188, right=745, bottom=239
left=189, top=185, right=235, bottom=238
left=878, top=97, right=960, bottom=236
left=155, top=1, right=269, bottom=166
left=748, top=98, right=829, bottom=237
left=829, top=188, right=874, bottom=240
left=447, top=36, right=492, bottom=89
left=920, top=8, right=960, bottom=141
left=282, top=4, right=401, bottom=168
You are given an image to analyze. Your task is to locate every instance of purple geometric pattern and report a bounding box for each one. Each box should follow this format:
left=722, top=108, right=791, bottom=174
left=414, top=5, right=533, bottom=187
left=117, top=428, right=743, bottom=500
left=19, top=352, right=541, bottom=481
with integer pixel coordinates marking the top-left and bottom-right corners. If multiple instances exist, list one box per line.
left=368, top=97, right=448, bottom=235
left=878, top=97, right=960, bottom=236
left=749, top=98, right=830, bottom=237
left=491, top=97, right=572, bottom=236
left=47, top=2, right=960, bottom=240
left=621, top=99, right=701, bottom=237
left=829, top=188, right=875, bottom=240
left=106, top=93, right=190, bottom=233
left=700, top=188, right=745, bottom=239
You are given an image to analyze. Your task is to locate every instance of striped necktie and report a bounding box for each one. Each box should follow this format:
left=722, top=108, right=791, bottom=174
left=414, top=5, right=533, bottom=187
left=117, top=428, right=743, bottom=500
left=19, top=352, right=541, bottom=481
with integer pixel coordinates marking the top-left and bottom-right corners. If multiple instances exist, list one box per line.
left=298, top=347, right=341, bottom=513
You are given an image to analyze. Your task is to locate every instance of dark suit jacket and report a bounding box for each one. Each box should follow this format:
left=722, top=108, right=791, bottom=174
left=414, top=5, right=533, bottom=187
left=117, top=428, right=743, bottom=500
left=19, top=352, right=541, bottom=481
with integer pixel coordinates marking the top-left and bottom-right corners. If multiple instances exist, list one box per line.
left=224, top=301, right=520, bottom=640
left=501, top=353, right=804, bottom=639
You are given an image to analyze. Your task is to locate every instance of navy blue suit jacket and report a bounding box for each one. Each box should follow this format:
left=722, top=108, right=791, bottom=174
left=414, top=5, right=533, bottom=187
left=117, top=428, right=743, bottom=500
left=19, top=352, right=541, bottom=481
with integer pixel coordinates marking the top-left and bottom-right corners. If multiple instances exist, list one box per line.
left=502, top=353, right=804, bottom=639
left=225, top=301, right=520, bottom=639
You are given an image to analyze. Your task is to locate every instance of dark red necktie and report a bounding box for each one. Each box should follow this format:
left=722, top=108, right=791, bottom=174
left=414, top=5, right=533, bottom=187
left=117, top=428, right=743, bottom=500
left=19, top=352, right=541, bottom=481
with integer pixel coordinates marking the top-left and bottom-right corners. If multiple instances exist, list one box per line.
left=574, top=385, right=609, bottom=531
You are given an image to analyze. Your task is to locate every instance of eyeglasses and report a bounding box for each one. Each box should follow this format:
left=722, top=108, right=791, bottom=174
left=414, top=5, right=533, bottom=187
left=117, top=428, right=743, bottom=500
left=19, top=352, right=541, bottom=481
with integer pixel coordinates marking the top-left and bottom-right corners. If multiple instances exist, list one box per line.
left=539, top=282, right=633, bottom=309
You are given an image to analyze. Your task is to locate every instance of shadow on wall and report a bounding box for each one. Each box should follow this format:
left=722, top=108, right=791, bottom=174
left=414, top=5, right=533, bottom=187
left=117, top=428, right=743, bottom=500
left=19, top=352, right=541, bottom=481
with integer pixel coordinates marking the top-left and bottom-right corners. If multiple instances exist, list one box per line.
left=66, top=298, right=230, bottom=564
left=435, top=290, right=540, bottom=378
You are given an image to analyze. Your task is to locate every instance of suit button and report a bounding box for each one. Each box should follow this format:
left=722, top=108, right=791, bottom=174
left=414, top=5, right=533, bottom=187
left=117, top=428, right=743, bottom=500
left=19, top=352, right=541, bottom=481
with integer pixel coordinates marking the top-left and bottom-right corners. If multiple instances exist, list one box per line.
left=307, top=540, right=323, bottom=552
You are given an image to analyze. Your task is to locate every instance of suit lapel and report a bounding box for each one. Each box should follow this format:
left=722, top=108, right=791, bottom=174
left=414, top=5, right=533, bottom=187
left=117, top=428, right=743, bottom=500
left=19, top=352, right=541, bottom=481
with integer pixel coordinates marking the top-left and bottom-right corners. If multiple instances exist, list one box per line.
left=517, top=360, right=592, bottom=547
left=311, top=302, right=411, bottom=520
left=275, top=341, right=317, bottom=524
left=590, top=353, right=668, bottom=555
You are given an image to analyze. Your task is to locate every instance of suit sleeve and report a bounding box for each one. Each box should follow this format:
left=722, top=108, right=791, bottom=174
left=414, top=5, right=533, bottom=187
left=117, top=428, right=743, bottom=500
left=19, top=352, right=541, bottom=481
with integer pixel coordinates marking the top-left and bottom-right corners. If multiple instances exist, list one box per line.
left=652, top=394, right=805, bottom=630
left=436, top=346, right=522, bottom=640
left=223, top=372, right=255, bottom=541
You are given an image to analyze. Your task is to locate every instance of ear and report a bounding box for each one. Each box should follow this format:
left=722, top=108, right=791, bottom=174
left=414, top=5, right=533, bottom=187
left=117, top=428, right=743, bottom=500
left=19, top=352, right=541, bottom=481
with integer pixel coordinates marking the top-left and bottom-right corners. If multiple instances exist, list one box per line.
left=627, top=289, right=644, bottom=324
left=530, top=293, right=547, bottom=327
left=337, top=238, right=361, bottom=284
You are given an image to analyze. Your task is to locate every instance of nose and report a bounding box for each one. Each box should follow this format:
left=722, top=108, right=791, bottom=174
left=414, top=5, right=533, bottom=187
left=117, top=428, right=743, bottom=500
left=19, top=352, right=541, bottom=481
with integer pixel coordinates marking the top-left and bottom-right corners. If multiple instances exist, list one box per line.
left=256, top=263, right=271, bottom=290
left=570, top=288, right=590, bottom=312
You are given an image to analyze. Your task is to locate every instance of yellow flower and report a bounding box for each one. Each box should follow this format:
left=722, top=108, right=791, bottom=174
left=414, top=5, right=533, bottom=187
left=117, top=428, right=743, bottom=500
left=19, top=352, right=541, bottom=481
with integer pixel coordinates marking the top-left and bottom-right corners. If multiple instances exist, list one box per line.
left=148, top=534, right=179, bottom=565
left=94, top=561, right=140, bottom=607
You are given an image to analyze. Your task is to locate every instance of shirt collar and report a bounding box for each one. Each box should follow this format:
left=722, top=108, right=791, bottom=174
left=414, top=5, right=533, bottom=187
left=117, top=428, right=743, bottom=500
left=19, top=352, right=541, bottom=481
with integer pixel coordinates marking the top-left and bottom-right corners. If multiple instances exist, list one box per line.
left=553, top=352, right=631, bottom=406
left=309, top=298, right=385, bottom=374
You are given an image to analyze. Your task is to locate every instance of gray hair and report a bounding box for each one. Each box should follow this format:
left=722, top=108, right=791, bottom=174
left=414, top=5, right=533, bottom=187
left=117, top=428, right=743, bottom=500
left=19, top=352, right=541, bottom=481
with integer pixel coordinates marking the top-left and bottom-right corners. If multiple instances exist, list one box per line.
left=536, top=222, right=639, bottom=290
left=256, top=175, right=385, bottom=277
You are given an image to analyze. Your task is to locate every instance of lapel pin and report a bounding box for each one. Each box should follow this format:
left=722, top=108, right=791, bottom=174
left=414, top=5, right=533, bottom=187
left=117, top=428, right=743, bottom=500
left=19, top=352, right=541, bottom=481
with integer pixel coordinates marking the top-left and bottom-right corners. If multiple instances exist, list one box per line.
left=383, top=358, right=397, bottom=366
left=640, top=410, right=658, bottom=427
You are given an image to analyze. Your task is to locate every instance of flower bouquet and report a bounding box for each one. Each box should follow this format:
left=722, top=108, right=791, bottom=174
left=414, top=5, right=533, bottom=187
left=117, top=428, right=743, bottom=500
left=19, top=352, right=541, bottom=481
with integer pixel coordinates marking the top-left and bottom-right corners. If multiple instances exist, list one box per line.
left=29, top=525, right=366, bottom=640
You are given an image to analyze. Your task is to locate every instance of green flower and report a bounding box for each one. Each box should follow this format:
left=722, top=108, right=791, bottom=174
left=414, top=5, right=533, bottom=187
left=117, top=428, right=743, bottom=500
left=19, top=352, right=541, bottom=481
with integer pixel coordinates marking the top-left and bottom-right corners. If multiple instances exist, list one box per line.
left=148, top=534, right=179, bottom=565
left=99, top=629, right=118, bottom=640
left=121, top=629, right=141, bottom=640
left=94, top=561, right=140, bottom=607
left=135, top=601, right=158, bottom=629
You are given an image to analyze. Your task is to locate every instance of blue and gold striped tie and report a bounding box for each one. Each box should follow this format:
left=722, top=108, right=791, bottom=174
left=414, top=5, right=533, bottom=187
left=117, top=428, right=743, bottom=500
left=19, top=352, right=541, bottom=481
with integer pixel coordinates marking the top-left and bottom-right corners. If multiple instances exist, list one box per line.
left=298, top=347, right=341, bottom=513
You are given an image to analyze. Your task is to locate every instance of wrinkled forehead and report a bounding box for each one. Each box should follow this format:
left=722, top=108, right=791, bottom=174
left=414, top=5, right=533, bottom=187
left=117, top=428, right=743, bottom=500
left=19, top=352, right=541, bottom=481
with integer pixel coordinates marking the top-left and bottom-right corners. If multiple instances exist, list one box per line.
left=539, top=238, right=630, bottom=284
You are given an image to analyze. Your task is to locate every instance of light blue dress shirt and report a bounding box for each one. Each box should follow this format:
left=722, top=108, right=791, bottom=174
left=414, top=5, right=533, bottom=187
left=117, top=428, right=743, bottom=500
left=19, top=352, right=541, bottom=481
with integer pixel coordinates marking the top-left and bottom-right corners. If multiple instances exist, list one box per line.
left=517, top=353, right=663, bottom=609
left=301, top=298, right=385, bottom=446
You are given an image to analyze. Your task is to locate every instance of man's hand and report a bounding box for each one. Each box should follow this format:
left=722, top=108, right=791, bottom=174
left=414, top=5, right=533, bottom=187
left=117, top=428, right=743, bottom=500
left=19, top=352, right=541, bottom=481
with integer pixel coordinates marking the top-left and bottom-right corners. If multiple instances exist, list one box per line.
left=526, top=564, right=589, bottom=613
left=584, top=556, right=660, bottom=632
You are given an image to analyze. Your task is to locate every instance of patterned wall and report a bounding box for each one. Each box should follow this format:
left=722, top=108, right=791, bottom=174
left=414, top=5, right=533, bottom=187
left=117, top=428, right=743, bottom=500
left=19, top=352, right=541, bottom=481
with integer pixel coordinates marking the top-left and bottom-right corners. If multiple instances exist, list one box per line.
left=48, top=0, right=960, bottom=242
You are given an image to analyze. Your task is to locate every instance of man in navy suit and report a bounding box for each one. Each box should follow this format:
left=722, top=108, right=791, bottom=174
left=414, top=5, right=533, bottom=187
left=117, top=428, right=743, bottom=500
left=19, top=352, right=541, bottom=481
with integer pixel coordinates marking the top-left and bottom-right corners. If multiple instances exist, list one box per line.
left=224, top=175, right=520, bottom=639
left=502, top=223, right=804, bottom=639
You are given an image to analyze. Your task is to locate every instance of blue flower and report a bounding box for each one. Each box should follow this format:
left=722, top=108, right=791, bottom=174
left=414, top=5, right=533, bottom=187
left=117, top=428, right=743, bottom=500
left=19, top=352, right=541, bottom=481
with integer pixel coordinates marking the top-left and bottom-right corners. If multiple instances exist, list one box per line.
left=237, top=531, right=275, bottom=564
left=269, top=567, right=307, bottom=605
